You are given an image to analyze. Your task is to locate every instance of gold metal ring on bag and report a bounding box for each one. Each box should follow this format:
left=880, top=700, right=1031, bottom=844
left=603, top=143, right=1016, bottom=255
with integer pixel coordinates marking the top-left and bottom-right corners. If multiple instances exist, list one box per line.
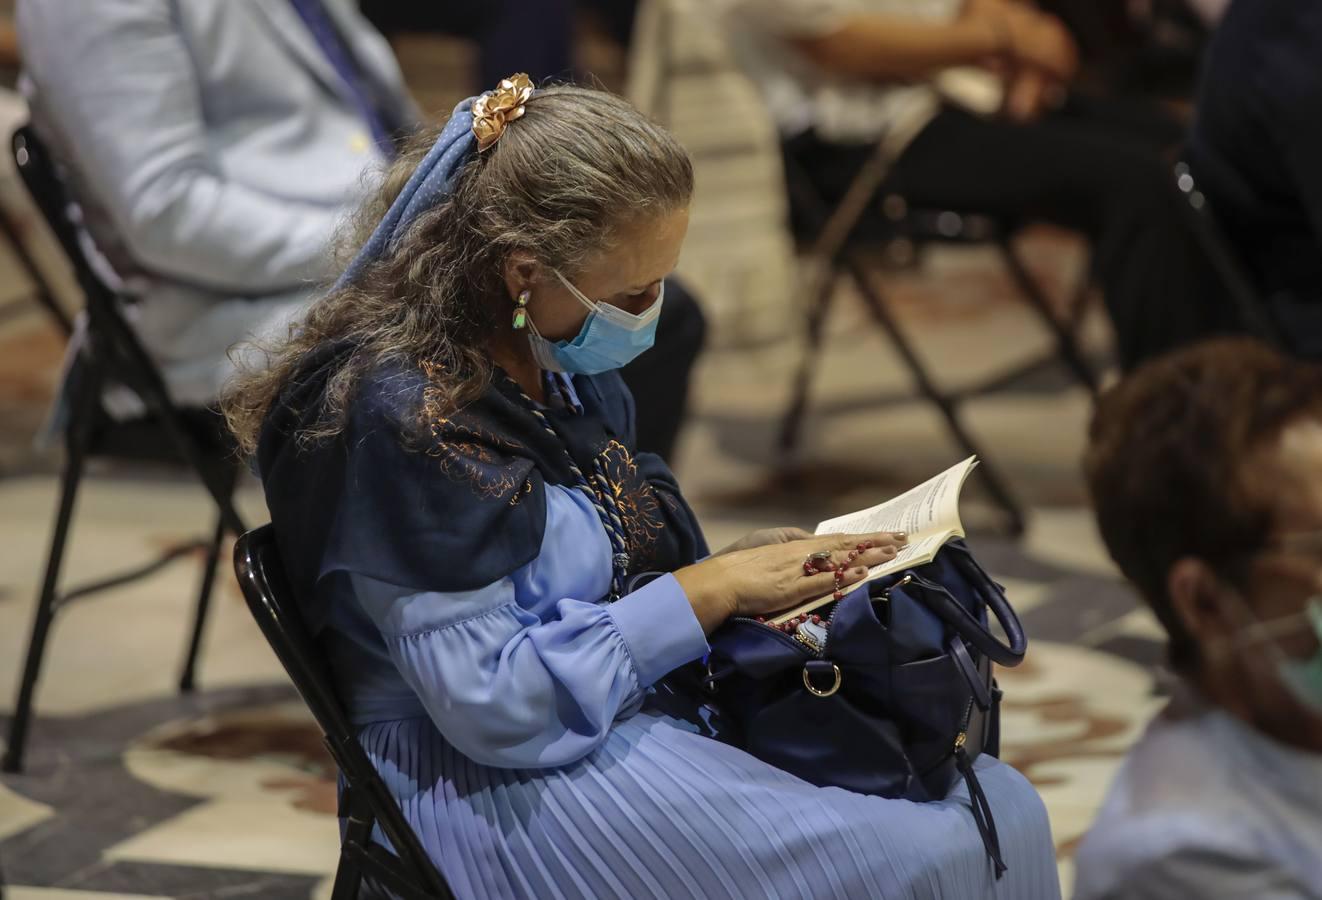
left=803, top=663, right=842, bottom=698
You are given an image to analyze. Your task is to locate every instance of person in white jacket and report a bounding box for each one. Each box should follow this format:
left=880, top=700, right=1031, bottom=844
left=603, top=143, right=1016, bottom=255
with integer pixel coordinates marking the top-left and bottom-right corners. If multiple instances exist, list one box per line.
left=16, top=0, right=418, bottom=406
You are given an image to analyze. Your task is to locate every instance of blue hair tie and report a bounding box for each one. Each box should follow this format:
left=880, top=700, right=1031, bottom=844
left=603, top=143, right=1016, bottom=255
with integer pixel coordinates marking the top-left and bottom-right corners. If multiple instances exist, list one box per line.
left=334, top=97, right=478, bottom=289
left=336, top=74, right=537, bottom=290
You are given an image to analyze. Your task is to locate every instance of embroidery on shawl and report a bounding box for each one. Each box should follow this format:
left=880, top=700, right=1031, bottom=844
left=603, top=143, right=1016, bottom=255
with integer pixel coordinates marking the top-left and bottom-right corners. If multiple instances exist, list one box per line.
left=420, top=366, right=532, bottom=502
left=597, top=439, right=666, bottom=566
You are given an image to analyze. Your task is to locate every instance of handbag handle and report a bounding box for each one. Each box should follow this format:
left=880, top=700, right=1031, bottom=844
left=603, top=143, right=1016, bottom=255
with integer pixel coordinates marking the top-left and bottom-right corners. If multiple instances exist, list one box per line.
left=909, top=546, right=1027, bottom=667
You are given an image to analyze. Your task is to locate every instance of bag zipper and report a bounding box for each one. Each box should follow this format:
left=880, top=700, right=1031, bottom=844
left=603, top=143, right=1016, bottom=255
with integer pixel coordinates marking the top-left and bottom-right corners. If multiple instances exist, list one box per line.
left=729, top=616, right=816, bottom=656
left=784, top=574, right=916, bottom=658
left=954, top=696, right=974, bottom=757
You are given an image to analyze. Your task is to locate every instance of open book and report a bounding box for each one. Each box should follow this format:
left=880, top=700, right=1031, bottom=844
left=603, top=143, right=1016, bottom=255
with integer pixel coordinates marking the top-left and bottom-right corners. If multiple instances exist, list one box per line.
left=769, top=456, right=979, bottom=626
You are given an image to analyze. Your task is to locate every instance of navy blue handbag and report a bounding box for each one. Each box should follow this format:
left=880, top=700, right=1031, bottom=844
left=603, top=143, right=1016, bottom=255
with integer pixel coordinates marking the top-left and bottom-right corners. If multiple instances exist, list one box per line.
left=701, top=540, right=1026, bottom=876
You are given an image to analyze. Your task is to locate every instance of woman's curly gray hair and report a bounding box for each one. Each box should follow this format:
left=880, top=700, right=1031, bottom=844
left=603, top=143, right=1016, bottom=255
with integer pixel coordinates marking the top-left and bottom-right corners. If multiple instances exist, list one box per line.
left=222, top=85, right=693, bottom=456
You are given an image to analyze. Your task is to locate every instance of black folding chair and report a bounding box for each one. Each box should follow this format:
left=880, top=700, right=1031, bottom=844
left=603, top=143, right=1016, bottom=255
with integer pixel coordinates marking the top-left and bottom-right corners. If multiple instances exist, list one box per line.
left=778, top=136, right=1100, bottom=536
left=234, top=525, right=456, bottom=900
left=0, top=200, right=73, bottom=335
left=1172, top=159, right=1286, bottom=349
left=3, top=125, right=246, bottom=773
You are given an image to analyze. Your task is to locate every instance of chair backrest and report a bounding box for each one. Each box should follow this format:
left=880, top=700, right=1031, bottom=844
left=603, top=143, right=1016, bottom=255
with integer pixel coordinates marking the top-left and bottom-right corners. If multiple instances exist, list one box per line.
left=11, top=125, right=176, bottom=402
left=1173, top=159, right=1285, bottom=347
left=233, top=525, right=454, bottom=899
left=12, top=127, right=114, bottom=310
left=13, top=124, right=245, bottom=530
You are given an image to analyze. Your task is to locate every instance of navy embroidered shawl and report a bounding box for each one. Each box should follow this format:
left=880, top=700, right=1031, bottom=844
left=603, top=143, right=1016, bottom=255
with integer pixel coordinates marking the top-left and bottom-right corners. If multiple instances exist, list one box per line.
left=257, top=343, right=708, bottom=616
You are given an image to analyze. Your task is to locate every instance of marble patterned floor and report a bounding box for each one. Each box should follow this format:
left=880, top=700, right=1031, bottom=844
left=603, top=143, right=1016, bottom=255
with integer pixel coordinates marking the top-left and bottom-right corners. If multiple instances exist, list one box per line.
left=0, top=231, right=1165, bottom=899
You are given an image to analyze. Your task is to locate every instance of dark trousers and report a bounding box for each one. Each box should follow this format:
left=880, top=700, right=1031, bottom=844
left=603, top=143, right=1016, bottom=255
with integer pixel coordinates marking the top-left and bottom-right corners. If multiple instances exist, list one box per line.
left=786, top=99, right=1238, bottom=370
left=362, top=1, right=639, bottom=89
left=619, top=278, right=706, bottom=464
left=478, top=0, right=638, bottom=88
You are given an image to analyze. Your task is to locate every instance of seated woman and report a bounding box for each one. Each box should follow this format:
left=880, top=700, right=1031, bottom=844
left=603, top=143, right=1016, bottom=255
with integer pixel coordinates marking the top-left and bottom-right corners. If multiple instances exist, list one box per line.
left=224, top=76, right=1057, bottom=899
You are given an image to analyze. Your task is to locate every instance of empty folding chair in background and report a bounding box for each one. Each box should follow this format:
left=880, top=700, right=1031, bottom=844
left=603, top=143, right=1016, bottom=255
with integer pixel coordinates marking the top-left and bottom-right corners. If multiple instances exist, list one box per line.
left=3, top=125, right=246, bottom=774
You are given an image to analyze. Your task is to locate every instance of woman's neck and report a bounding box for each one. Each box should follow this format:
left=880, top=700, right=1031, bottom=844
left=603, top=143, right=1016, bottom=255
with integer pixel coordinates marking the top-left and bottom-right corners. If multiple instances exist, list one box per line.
left=488, top=329, right=545, bottom=404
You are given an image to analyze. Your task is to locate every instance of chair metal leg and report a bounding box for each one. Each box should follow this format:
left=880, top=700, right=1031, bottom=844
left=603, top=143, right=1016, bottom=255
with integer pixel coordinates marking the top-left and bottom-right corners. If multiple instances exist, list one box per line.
left=330, top=849, right=365, bottom=900
left=178, top=510, right=227, bottom=694
left=3, top=363, right=99, bottom=773
left=778, top=268, right=841, bottom=454
left=99, top=316, right=245, bottom=535
left=997, top=238, right=1099, bottom=396
left=1066, top=254, right=1096, bottom=335
left=842, top=251, right=1026, bottom=536
left=332, top=807, right=375, bottom=900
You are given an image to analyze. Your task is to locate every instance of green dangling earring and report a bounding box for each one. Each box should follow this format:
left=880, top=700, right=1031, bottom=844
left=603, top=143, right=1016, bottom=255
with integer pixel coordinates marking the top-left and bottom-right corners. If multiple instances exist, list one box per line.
left=512, top=289, right=530, bottom=330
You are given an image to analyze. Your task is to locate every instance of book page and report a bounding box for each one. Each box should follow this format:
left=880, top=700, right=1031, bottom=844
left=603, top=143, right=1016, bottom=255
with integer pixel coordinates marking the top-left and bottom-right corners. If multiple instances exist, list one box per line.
left=768, top=456, right=978, bottom=624
left=814, top=455, right=976, bottom=543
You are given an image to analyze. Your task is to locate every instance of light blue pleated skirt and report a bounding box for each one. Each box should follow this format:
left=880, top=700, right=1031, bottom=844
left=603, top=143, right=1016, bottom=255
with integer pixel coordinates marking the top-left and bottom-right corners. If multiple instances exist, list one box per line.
left=362, top=710, right=1061, bottom=900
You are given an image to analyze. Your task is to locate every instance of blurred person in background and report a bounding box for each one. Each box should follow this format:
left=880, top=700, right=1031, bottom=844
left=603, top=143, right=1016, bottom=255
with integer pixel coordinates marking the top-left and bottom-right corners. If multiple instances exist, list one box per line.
left=16, top=0, right=417, bottom=408
left=1186, top=0, right=1322, bottom=359
left=1075, top=337, right=1322, bottom=899
left=720, top=0, right=1237, bottom=370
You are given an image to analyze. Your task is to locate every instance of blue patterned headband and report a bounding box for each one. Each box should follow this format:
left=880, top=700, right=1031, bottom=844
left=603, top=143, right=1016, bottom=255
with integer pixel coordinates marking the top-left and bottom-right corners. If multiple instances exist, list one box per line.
left=336, top=74, right=535, bottom=289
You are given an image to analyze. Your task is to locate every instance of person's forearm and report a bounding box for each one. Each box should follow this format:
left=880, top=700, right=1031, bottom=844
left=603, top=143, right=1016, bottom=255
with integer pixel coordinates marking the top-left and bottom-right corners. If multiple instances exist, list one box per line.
left=789, top=15, right=1002, bottom=81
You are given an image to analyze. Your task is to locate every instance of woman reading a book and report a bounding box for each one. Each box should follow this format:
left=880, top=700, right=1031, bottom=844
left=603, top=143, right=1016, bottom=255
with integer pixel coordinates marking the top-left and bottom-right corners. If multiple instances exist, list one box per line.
left=224, top=76, right=1057, bottom=898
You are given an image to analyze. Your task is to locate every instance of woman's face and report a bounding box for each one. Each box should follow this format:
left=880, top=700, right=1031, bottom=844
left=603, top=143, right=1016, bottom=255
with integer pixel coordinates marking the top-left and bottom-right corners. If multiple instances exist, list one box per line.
left=522, top=208, right=689, bottom=343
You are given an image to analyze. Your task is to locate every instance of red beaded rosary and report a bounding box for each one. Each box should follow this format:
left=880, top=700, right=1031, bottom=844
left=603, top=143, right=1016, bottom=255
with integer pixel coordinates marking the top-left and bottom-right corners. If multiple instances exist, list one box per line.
left=754, top=540, right=875, bottom=634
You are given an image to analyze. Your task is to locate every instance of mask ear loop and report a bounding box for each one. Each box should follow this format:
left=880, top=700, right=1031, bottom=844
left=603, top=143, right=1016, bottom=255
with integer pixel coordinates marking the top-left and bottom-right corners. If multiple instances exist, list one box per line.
left=552, top=269, right=601, bottom=314
left=554, top=268, right=665, bottom=330
left=1213, top=583, right=1320, bottom=675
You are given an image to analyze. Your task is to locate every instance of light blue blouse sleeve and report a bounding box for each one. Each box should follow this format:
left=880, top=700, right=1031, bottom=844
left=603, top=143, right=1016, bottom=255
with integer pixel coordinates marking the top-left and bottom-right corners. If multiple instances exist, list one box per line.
left=348, top=489, right=710, bottom=769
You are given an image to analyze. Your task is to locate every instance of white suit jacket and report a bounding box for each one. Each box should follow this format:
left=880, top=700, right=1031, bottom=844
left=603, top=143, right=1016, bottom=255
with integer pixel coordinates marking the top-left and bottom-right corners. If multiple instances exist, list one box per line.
left=17, top=0, right=419, bottom=404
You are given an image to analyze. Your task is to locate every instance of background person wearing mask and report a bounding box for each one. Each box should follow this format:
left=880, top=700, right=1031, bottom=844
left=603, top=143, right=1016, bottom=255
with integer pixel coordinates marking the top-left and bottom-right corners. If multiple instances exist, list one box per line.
left=1075, top=337, right=1322, bottom=899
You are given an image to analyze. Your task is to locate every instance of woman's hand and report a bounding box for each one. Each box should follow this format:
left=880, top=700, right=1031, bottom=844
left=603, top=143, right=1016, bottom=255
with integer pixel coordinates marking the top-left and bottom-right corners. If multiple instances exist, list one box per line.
left=716, top=527, right=815, bottom=555
left=674, top=531, right=907, bottom=634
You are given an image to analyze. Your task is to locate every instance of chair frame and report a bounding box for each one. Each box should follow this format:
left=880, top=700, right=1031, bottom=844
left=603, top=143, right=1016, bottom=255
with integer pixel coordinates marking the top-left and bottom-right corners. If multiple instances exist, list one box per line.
left=1172, top=159, right=1285, bottom=348
left=777, top=136, right=1100, bottom=536
left=3, top=125, right=245, bottom=774
left=0, top=200, right=73, bottom=335
left=234, top=525, right=456, bottom=900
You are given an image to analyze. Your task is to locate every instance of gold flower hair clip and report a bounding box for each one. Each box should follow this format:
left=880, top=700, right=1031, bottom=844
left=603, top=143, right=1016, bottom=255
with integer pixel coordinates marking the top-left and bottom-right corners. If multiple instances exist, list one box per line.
left=472, top=73, right=534, bottom=152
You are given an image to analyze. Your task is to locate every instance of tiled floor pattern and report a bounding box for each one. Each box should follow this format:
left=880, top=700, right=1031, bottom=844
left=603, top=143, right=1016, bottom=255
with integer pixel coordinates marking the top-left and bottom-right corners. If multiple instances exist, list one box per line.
left=0, top=232, right=1165, bottom=899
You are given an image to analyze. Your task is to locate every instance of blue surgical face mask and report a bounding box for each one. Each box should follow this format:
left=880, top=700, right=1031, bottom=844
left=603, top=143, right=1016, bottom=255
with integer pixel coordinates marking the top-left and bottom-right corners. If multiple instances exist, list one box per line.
left=1268, top=600, right=1322, bottom=714
left=525, top=270, right=664, bottom=375
left=1227, top=593, right=1322, bottom=714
